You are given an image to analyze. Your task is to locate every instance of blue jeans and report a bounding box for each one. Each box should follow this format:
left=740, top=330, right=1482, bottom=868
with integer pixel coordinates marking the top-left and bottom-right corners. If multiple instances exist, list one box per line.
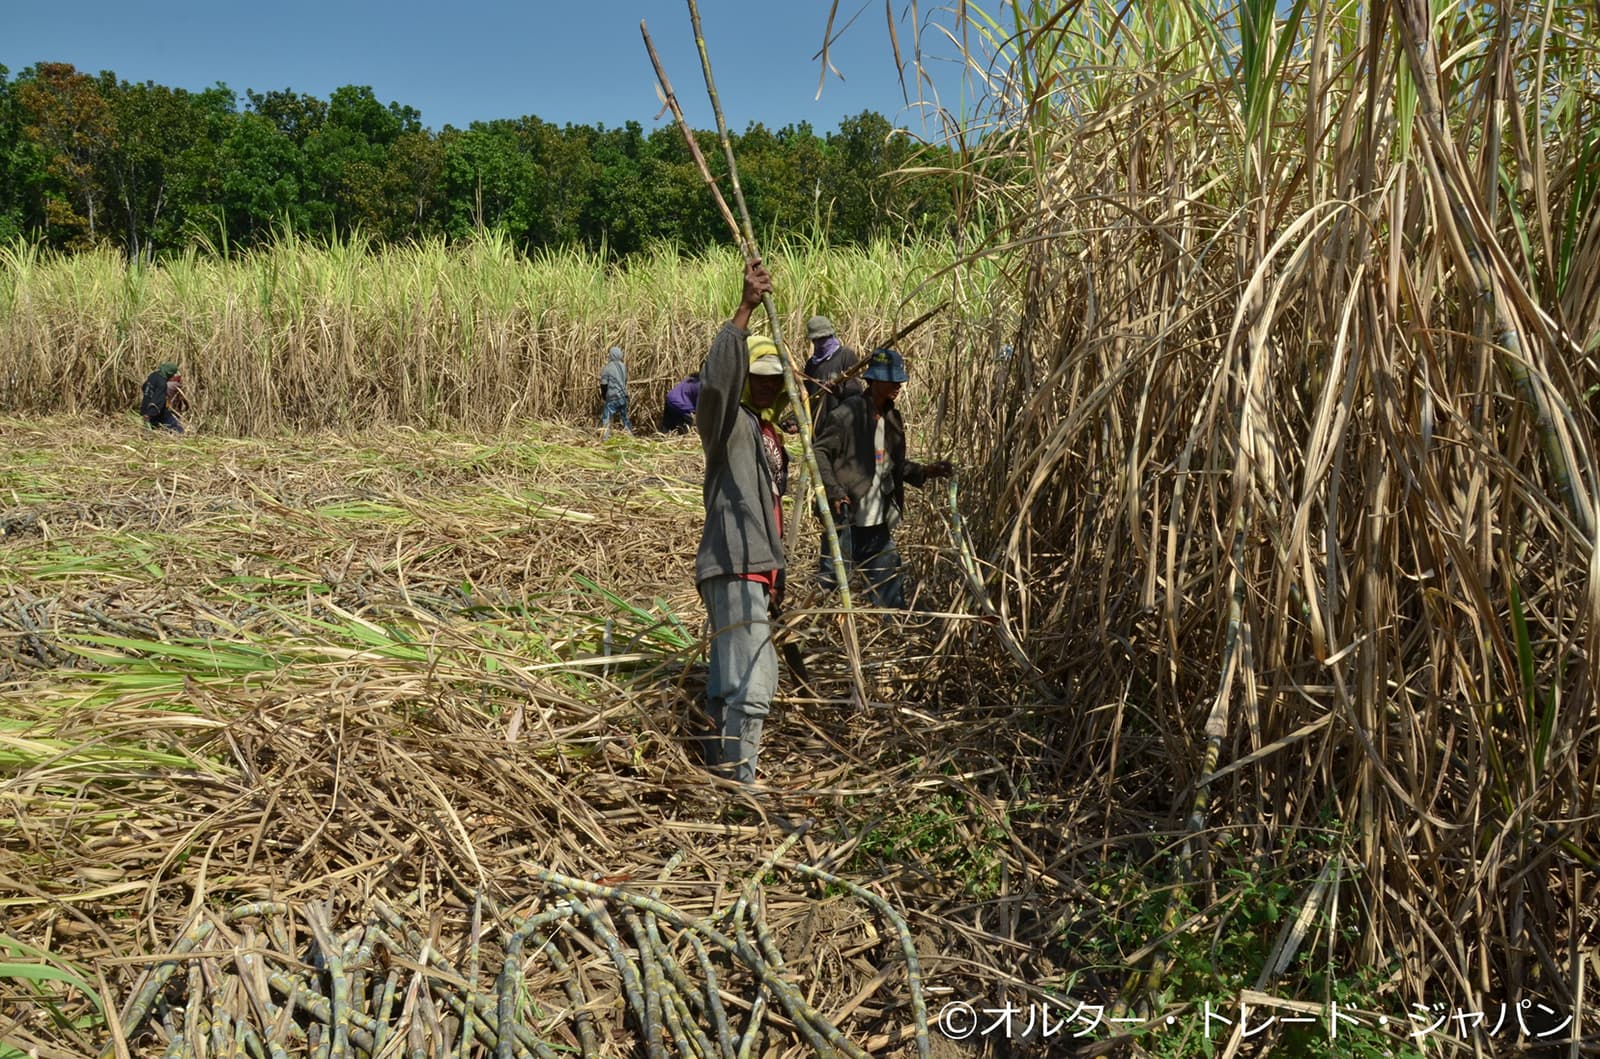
left=818, top=521, right=905, bottom=608
left=700, top=575, right=776, bottom=784
left=601, top=396, right=633, bottom=437
left=146, top=409, right=183, bottom=433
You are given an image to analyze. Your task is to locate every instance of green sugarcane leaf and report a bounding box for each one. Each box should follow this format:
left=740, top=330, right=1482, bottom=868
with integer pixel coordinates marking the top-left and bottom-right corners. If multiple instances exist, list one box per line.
left=1509, top=578, right=1536, bottom=723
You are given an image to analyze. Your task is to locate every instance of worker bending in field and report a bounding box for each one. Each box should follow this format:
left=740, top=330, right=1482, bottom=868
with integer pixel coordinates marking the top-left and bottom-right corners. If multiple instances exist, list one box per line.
left=139, top=361, right=187, bottom=433
left=694, top=259, right=788, bottom=784
left=659, top=371, right=701, bottom=434
left=813, top=347, right=952, bottom=608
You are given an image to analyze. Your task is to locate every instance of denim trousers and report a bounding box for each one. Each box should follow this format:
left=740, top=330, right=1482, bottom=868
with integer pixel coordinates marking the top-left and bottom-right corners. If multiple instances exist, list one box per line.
left=817, top=521, right=905, bottom=608
left=601, top=396, right=633, bottom=436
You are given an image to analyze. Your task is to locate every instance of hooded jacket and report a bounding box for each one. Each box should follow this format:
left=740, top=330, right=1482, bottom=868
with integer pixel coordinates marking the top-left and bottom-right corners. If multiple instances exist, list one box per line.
left=695, top=323, right=786, bottom=584
left=140, top=367, right=176, bottom=419
left=813, top=391, right=930, bottom=523
left=599, top=347, right=628, bottom=401
left=803, top=338, right=863, bottom=423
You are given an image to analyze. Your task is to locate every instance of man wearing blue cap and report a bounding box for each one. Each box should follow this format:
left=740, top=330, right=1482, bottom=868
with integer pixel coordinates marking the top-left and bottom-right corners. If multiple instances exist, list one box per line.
left=813, top=347, right=952, bottom=608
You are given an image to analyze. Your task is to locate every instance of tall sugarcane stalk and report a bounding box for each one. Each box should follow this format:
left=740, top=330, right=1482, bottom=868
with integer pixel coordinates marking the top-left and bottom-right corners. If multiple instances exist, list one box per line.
left=640, top=7, right=868, bottom=707
left=1392, top=0, right=1596, bottom=541
left=690, top=2, right=877, bottom=704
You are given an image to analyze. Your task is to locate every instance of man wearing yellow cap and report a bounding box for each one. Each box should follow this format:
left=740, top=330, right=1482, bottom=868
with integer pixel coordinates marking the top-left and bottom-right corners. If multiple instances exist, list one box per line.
left=693, top=259, right=788, bottom=784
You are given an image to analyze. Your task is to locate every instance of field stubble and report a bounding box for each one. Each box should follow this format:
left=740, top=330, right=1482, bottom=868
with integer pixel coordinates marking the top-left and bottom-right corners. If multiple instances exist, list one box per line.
left=1, top=415, right=1094, bottom=1059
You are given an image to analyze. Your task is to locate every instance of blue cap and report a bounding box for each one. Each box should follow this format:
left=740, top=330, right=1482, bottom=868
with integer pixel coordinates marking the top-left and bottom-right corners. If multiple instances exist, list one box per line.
left=864, top=347, right=908, bottom=383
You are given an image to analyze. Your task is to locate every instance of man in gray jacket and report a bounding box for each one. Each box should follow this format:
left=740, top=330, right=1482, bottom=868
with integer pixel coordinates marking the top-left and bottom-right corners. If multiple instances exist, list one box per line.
left=696, top=259, right=789, bottom=784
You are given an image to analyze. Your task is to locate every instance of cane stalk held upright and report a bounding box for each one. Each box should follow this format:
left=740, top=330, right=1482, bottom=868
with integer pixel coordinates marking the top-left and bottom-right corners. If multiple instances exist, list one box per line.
left=642, top=11, right=869, bottom=705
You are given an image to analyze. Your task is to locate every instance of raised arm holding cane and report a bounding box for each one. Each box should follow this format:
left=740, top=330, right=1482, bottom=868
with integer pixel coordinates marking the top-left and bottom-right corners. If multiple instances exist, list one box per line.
left=642, top=13, right=868, bottom=707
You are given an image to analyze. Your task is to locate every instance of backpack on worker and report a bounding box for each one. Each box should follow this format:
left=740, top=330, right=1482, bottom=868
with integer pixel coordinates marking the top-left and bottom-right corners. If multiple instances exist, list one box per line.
left=140, top=370, right=167, bottom=419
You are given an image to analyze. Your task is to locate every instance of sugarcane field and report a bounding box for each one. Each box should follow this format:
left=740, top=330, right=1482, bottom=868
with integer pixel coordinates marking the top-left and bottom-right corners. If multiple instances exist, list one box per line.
left=3, top=2, right=1600, bottom=1058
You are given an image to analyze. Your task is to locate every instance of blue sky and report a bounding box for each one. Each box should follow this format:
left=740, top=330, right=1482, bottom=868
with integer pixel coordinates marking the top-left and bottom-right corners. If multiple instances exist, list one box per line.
left=4, top=1, right=979, bottom=138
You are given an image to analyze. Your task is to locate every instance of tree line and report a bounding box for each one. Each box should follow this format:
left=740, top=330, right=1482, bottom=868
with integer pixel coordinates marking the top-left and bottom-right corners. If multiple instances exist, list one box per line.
left=0, top=62, right=958, bottom=260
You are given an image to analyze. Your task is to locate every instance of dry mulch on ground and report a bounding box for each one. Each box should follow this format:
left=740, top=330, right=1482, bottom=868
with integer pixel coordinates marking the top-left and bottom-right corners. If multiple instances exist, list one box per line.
left=2, top=416, right=1079, bottom=1059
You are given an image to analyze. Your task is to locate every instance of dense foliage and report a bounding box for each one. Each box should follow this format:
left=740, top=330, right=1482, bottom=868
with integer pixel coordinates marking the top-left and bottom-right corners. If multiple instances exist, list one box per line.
left=0, top=62, right=957, bottom=258
left=940, top=0, right=1598, bottom=1037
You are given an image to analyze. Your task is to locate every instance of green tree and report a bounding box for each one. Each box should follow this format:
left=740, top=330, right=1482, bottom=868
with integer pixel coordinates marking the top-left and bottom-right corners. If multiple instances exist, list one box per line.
left=644, top=124, right=724, bottom=249
left=776, top=122, right=828, bottom=236
left=171, top=84, right=241, bottom=247
left=820, top=110, right=953, bottom=244
left=439, top=122, right=538, bottom=239
left=100, top=76, right=236, bottom=259
left=302, top=85, right=419, bottom=235
left=579, top=121, right=661, bottom=255
left=246, top=88, right=325, bottom=145
left=15, top=62, right=114, bottom=247
left=383, top=128, right=444, bottom=240
left=219, top=111, right=307, bottom=244
left=735, top=121, right=826, bottom=243
left=0, top=65, right=48, bottom=242
left=0, top=63, right=943, bottom=259
left=523, top=118, right=599, bottom=248
left=822, top=110, right=894, bottom=244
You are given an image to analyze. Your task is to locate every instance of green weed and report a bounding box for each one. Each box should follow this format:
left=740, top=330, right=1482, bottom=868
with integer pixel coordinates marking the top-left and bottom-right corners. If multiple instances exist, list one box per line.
left=853, top=789, right=1011, bottom=899
left=0, top=933, right=104, bottom=1054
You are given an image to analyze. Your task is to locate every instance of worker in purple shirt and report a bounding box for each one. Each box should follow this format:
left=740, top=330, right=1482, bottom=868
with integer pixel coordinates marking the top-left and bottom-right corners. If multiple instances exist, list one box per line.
left=659, top=371, right=701, bottom=434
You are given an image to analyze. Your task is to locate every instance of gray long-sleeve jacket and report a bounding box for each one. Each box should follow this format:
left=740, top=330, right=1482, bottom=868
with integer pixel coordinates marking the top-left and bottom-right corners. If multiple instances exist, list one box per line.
left=814, top=392, right=929, bottom=520
left=599, top=347, right=628, bottom=400
left=695, top=323, right=784, bottom=585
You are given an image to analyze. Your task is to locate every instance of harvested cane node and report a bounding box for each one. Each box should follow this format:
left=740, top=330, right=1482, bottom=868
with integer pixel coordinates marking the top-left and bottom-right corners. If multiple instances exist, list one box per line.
left=685, top=931, right=735, bottom=1059
left=646, top=854, right=710, bottom=1033
left=104, top=914, right=219, bottom=1057
left=343, top=933, right=368, bottom=1040
left=736, top=984, right=769, bottom=1059
left=621, top=909, right=671, bottom=1059
left=535, top=931, right=600, bottom=1059
left=532, top=867, right=868, bottom=1059
left=263, top=969, right=379, bottom=1053
left=580, top=900, right=661, bottom=1059
left=459, top=893, right=483, bottom=1059
left=303, top=903, right=351, bottom=1059
left=363, top=923, right=560, bottom=1059
left=749, top=891, right=788, bottom=980
left=735, top=906, right=838, bottom=1059
left=371, top=969, right=401, bottom=1058
left=777, top=859, right=930, bottom=1059
left=240, top=1020, right=289, bottom=1059
left=628, top=911, right=709, bottom=1059
left=432, top=978, right=548, bottom=1059
left=645, top=913, right=712, bottom=1025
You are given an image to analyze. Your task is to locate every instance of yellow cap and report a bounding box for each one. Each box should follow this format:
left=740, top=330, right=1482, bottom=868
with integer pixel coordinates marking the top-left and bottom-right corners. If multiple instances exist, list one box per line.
left=748, top=336, right=783, bottom=375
